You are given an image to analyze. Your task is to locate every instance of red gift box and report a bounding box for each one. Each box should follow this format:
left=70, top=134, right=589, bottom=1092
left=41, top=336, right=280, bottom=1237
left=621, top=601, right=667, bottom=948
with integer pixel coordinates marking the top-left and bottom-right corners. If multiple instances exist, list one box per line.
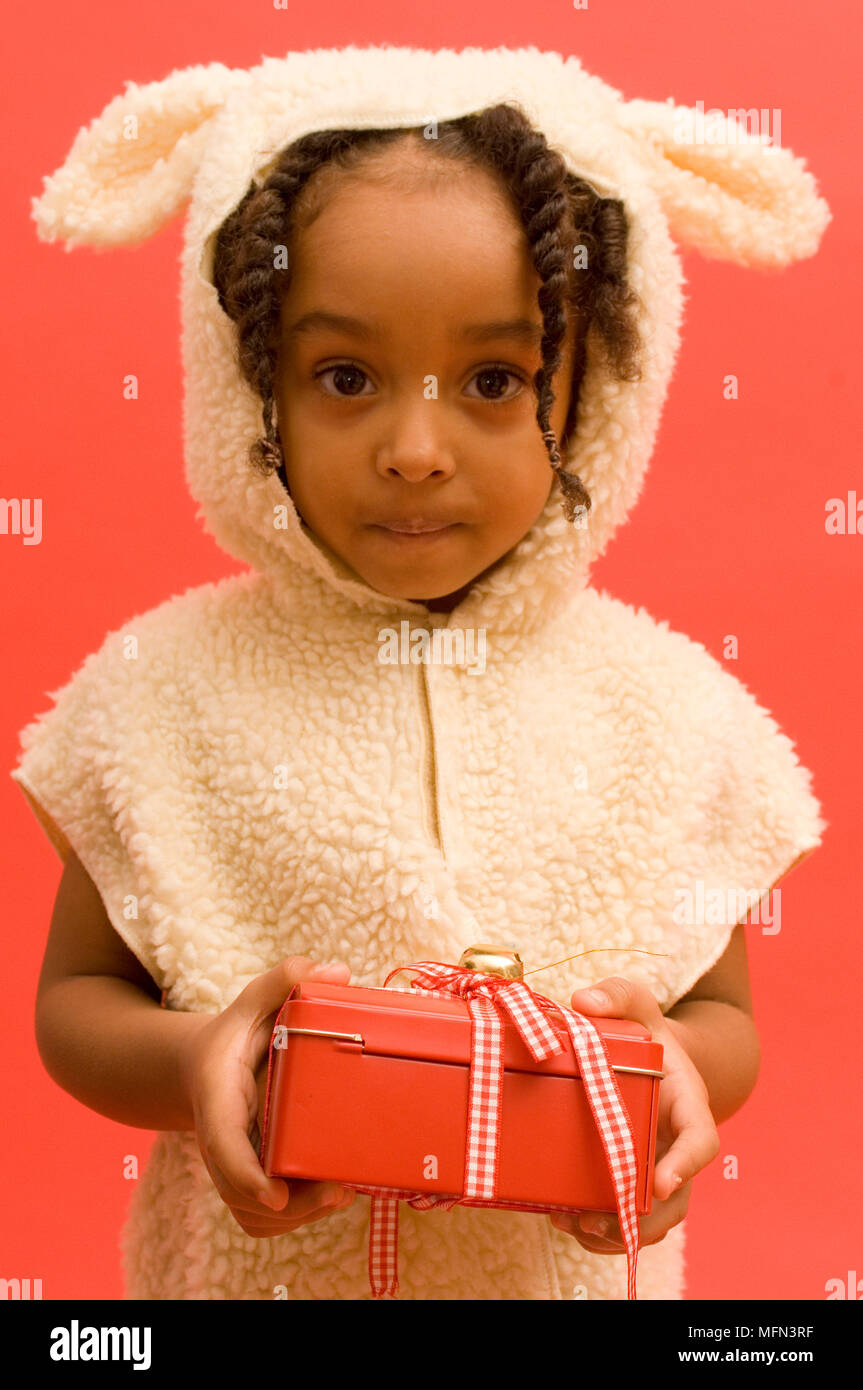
left=259, top=959, right=664, bottom=1299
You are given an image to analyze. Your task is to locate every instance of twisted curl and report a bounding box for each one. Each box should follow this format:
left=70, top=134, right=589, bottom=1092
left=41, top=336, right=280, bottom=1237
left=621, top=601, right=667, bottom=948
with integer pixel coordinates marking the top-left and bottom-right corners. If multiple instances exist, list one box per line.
left=212, top=104, right=643, bottom=525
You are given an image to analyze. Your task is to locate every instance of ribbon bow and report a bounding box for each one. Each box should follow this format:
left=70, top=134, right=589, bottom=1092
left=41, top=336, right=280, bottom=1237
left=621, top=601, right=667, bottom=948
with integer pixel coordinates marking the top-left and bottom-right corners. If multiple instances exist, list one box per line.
left=345, top=961, right=642, bottom=1300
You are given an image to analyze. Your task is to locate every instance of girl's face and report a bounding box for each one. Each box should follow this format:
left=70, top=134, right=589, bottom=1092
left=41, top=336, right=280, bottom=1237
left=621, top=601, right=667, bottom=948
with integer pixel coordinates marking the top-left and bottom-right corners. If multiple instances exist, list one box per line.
left=273, top=141, right=579, bottom=611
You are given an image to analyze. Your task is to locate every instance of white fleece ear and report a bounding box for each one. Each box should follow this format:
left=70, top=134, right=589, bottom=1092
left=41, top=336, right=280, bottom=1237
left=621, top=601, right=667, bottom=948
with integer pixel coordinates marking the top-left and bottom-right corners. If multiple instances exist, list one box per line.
left=31, top=62, right=252, bottom=250
left=616, top=96, right=831, bottom=268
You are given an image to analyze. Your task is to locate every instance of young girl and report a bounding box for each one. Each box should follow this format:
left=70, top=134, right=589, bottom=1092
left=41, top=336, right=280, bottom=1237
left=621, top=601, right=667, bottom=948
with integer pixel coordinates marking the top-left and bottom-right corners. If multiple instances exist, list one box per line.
left=13, top=44, right=829, bottom=1300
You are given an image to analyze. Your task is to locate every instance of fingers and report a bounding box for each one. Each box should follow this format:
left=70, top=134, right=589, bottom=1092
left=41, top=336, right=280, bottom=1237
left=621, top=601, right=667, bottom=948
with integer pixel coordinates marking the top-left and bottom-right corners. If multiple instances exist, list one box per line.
left=205, top=1110, right=354, bottom=1227
left=567, top=979, right=720, bottom=1202
left=568, top=976, right=664, bottom=1033
left=550, top=1180, right=691, bottom=1251
left=192, top=956, right=354, bottom=1235
left=229, top=1181, right=356, bottom=1237
left=550, top=976, right=716, bottom=1258
left=653, top=1083, right=720, bottom=1200
left=236, top=1204, right=350, bottom=1238
left=201, top=1102, right=287, bottom=1212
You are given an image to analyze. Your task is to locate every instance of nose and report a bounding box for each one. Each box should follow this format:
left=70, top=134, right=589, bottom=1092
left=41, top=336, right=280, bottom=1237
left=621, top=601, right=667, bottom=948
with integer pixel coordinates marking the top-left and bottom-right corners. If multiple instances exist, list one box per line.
left=374, top=401, right=457, bottom=483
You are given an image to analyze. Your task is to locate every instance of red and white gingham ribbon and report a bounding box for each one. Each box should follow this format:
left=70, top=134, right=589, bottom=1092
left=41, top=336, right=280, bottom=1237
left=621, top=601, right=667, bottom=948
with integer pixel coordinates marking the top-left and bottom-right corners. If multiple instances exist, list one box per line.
left=344, top=961, right=642, bottom=1300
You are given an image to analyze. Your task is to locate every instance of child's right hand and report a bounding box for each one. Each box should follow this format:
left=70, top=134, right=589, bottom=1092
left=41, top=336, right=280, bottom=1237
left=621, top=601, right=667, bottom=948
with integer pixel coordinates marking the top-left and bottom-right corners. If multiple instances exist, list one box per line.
left=179, top=956, right=357, bottom=1238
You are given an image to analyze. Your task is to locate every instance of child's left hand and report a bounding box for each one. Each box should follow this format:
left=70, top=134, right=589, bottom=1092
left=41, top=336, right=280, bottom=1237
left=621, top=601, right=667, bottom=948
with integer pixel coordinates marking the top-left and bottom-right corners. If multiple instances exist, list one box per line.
left=548, top=977, right=720, bottom=1252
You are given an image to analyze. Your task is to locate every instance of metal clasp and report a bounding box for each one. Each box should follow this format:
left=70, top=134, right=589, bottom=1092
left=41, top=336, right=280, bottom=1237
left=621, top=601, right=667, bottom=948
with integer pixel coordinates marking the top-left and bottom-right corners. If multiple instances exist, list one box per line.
left=276, top=1026, right=365, bottom=1046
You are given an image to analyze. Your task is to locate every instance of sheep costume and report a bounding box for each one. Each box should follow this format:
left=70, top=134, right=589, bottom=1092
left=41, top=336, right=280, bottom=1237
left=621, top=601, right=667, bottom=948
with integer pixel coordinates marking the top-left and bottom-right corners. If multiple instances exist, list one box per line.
left=12, top=44, right=830, bottom=1300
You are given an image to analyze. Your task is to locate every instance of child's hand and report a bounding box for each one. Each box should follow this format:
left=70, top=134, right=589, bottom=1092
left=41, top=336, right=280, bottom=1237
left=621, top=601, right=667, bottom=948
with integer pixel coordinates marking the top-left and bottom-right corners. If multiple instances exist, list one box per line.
left=179, top=956, right=358, bottom=1238
left=548, top=977, right=720, bottom=1253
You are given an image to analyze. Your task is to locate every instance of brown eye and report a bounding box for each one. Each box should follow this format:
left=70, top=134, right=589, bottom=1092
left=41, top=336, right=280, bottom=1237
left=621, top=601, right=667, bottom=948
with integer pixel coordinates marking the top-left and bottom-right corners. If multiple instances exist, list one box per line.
left=466, top=367, right=524, bottom=403
left=315, top=364, right=373, bottom=397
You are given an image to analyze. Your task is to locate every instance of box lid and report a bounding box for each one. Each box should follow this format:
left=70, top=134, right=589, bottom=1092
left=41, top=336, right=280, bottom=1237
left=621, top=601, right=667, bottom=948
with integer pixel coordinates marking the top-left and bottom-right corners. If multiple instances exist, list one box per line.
left=275, top=980, right=664, bottom=1079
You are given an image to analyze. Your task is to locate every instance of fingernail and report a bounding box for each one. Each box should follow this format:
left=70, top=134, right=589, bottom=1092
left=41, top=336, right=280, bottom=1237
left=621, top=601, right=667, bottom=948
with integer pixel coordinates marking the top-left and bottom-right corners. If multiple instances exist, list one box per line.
left=580, top=1215, right=609, bottom=1237
left=260, top=1187, right=285, bottom=1210
left=581, top=990, right=610, bottom=1007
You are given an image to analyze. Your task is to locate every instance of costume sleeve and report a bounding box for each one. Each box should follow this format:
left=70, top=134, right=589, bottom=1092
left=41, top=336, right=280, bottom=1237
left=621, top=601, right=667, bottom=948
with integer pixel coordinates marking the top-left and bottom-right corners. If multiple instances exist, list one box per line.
left=701, top=658, right=825, bottom=898
left=665, top=635, right=826, bottom=1002
left=10, top=631, right=166, bottom=991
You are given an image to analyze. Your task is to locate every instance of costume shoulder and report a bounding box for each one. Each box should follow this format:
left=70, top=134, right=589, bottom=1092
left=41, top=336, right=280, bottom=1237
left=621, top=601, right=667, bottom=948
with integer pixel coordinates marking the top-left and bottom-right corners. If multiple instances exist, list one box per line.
left=583, top=588, right=826, bottom=904
left=9, top=573, right=264, bottom=988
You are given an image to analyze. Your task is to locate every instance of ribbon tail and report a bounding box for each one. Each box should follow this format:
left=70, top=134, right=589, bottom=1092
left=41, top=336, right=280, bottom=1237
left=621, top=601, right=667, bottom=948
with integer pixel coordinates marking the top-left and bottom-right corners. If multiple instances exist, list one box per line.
left=560, top=1007, right=642, bottom=1301
left=369, top=1194, right=400, bottom=1298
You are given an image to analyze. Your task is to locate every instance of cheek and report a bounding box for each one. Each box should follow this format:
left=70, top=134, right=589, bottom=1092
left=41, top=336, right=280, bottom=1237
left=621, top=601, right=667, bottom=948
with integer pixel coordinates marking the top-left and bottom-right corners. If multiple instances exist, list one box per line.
left=285, top=463, right=348, bottom=523
left=276, top=416, right=350, bottom=506
left=476, top=469, right=552, bottom=555
left=501, top=457, right=555, bottom=514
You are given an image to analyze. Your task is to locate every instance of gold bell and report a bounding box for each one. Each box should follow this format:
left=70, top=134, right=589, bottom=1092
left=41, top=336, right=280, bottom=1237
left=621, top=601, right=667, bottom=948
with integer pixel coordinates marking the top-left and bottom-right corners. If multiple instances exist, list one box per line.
left=458, top=944, right=524, bottom=981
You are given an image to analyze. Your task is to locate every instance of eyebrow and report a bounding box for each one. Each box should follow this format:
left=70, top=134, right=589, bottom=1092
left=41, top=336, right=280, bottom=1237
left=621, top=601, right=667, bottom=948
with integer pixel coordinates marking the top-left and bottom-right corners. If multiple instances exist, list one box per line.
left=285, top=310, right=545, bottom=348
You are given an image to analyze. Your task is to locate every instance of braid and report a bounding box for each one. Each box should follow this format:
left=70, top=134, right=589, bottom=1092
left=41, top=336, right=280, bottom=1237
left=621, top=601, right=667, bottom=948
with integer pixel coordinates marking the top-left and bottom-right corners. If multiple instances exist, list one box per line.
left=213, top=183, right=282, bottom=475
left=489, top=124, right=593, bottom=523
left=211, top=105, right=644, bottom=524
left=567, top=183, right=643, bottom=386
left=212, top=131, right=377, bottom=492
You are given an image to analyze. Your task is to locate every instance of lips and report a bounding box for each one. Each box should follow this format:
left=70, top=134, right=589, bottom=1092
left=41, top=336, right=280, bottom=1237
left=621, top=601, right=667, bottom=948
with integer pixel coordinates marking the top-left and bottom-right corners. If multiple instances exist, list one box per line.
left=374, top=520, right=457, bottom=534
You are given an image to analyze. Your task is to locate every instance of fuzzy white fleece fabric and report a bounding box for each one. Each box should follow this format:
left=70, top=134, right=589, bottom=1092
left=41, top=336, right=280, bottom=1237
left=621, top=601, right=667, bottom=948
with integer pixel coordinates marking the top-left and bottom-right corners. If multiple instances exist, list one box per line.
left=13, top=44, right=829, bottom=1301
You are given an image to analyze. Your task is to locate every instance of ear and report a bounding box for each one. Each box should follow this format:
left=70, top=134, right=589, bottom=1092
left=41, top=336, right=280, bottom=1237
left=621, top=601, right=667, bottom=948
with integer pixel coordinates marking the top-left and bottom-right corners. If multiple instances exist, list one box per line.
left=616, top=96, right=831, bottom=268
left=31, top=61, right=251, bottom=250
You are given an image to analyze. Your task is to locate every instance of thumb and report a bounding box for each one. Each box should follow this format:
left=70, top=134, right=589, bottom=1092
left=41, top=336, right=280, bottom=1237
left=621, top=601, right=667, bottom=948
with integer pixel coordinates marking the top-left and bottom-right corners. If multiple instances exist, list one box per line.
left=307, top=961, right=352, bottom=982
left=237, top=956, right=351, bottom=1028
left=568, top=976, right=664, bottom=1032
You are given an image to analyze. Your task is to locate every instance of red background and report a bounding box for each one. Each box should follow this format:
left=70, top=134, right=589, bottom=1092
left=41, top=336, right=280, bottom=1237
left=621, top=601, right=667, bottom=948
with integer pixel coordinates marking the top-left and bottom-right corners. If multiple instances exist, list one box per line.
left=2, top=0, right=860, bottom=1301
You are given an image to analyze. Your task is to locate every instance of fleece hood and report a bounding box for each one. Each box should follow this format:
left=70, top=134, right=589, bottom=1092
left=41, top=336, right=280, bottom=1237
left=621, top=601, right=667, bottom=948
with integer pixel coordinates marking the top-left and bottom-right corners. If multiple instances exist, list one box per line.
left=30, top=44, right=831, bottom=632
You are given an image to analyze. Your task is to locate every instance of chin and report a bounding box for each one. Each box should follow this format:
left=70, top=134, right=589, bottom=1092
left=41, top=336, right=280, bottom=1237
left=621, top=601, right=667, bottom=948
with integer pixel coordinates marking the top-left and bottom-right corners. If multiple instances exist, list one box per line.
left=358, top=564, right=468, bottom=600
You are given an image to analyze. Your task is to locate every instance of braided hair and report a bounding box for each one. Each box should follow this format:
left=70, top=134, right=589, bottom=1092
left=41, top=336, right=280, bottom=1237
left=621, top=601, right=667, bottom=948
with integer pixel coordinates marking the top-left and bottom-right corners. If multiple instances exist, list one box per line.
left=212, top=103, right=643, bottom=525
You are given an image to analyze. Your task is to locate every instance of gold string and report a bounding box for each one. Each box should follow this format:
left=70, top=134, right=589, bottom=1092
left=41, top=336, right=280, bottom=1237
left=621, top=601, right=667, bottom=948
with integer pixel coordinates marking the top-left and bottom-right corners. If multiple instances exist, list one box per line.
left=523, top=947, right=668, bottom=979
left=389, top=946, right=669, bottom=987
